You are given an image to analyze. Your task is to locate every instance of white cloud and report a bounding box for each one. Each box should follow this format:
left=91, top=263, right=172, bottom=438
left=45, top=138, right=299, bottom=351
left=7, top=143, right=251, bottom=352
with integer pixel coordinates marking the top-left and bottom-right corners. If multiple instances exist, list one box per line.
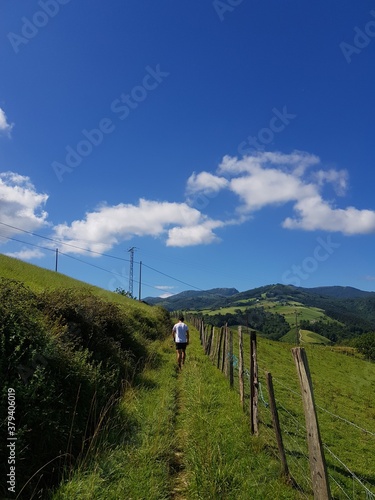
left=167, top=223, right=220, bottom=247
left=0, top=108, right=14, bottom=136
left=312, top=168, right=348, bottom=196
left=52, top=198, right=224, bottom=252
left=3, top=148, right=372, bottom=261
left=218, top=150, right=320, bottom=176
left=186, top=171, right=229, bottom=195
left=283, top=196, right=375, bottom=234
left=185, top=150, right=375, bottom=236
left=229, top=163, right=316, bottom=212
left=5, top=248, right=45, bottom=260
left=0, top=172, right=49, bottom=240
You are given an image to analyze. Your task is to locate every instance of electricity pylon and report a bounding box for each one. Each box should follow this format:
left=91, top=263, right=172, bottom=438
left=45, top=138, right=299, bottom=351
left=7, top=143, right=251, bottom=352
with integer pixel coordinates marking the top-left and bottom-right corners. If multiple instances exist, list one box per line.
left=128, top=247, right=136, bottom=297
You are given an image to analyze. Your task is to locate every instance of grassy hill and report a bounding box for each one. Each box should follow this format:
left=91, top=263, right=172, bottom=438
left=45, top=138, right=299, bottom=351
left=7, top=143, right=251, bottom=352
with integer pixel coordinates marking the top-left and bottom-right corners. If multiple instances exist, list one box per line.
left=1, top=254, right=374, bottom=498
left=194, top=319, right=375, bottom=498
left=174, top=283, right=375, bottom=344
left=0, top=254, right=171, bottom=498
left=0, top=253, right=144, bottom=308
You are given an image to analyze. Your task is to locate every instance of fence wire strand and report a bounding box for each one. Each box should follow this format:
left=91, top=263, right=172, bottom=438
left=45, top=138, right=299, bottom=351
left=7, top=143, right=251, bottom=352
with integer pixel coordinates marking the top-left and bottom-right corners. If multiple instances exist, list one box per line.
left=192, top=319, right=375, bottom=500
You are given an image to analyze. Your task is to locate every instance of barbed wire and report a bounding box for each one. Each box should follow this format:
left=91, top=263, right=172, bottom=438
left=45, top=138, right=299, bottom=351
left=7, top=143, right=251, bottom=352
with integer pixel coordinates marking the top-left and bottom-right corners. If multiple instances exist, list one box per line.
left=260, top=367, right=375, bottom=437
left=323, top=444, right=375, bottom=498
left=327, top=474, right=351, bottom=500
left=316, top=403, right=375, bottom=437
left=194, top=318, right=375, bottom=500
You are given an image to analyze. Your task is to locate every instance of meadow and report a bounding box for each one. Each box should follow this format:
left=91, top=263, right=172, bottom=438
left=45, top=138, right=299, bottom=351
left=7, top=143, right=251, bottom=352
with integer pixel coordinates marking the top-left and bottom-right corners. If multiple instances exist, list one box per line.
left=52, top=331, right=305, bottom=500
left=1, top=254, right=374, bottom=499
left=0, top=255, right=170, bottom=498
left=203, top=323, right=375, bottom=499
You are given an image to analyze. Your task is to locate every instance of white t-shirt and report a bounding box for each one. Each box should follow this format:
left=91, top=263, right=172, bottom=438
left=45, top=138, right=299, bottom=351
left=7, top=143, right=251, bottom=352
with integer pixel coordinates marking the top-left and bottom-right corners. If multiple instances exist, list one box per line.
left=173, top=321, right=189, bottom=343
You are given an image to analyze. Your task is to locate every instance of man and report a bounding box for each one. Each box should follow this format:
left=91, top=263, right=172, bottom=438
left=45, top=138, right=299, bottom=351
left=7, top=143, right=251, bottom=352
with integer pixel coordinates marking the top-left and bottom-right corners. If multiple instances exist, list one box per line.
left=172, top=315, right=189, bottom=370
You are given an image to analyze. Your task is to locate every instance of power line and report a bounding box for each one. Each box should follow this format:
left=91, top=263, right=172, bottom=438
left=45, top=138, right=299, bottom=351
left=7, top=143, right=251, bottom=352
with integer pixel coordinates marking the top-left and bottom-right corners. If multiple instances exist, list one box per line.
left=0, top=220, right=237, bottom=299
left=0, top=221, right=131, bottom=262
left=58, top=251, right=163, bottom=293
left=0, top=232, right=160, bottom=293
left=141, top=262, right=206, bottom=292
left=0, top=233, right=56, bottom=254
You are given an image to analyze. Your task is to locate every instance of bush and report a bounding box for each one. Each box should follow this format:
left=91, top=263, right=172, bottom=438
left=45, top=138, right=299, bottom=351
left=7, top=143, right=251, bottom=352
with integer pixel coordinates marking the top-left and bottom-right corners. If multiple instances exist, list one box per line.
left=348, top=332, right=375, bottom=361
left=0, top=279, right=171, bottom=498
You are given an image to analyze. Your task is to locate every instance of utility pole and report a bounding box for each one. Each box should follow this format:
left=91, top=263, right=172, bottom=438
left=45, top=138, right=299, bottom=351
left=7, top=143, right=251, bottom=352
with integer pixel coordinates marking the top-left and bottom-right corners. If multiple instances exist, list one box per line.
left=128, top=247, right=135, bottom=297
left=138, top=260, right=142, bottom=301
left=55, top=248, right=59, bottom=272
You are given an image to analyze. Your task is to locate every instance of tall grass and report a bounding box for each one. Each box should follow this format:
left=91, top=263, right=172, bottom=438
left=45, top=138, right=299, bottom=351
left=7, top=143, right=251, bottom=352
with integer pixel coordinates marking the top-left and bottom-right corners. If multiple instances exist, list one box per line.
left=52, top=344, right=178, bottom=499
left=178, top=332, right=304, bottom=499
left=53, top=330, right=304, bottom=499
left=0, top=259, right=171, bottom=498
left=222, top=330, right=375, bottom=498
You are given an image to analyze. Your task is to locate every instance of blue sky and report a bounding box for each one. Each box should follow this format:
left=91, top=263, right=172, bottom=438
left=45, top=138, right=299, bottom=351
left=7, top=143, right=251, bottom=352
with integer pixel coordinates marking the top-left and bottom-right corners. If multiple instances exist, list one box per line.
left=1, top=0, right=375, bottom=298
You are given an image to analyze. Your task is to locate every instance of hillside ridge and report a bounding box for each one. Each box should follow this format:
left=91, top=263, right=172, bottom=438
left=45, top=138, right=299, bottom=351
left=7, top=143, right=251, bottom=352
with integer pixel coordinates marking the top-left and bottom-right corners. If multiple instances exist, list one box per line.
left=145, top=282, right=375, bottom=310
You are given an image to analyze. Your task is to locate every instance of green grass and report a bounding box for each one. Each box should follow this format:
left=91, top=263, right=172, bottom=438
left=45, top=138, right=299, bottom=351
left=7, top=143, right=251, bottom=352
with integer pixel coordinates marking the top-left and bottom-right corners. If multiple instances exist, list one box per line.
left=0, top=253, right=155, bottom=314
left=275, top=304, right=326, bottom=325
left=280, top=329, right=332, bottom=344
left=0, top=254, right=171, bottom=497
left=194, top=299, right=329, bottom=329
left=52, top=344, right=178, bottom=499
left=219, top=328, right=375, bottom=499
left=299, top=329, right=332, bottom=344
left=179, top=333, right=303, bottom=499
left=53, top=331, right=305, bottom=500
left=3, top=254, right=373, bottom=498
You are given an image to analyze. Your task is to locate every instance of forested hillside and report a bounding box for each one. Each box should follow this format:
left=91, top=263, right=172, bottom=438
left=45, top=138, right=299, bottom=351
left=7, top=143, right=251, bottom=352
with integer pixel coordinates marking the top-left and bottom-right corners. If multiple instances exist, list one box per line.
left=152, top=283, right=375, bottom=348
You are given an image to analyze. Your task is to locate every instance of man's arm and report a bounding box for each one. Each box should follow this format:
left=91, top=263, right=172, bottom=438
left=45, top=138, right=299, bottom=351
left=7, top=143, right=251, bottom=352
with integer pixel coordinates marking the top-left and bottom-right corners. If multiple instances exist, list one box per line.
left=186, top=328, right=189, bottom=344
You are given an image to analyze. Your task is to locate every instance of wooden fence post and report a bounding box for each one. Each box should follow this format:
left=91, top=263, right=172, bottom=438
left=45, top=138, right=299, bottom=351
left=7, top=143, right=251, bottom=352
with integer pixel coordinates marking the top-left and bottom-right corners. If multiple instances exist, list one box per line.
left=266, top=371, right=290, bottom=478
left=199, top=320, right=204, bottom=345
left=217, top=327, right=224, bottom=370
left=250, top=332, right=259, bottom=435
left=221, top=324, right=228, bottom=373
left=210, top=326, right=215, bottom=360
left=238, top=326, right=244, bottom=409
left=229, top=328, right=234, bottom=388
left=204, top=325, right=210, bottom=355
left=292, top=347, right=331, bottom=500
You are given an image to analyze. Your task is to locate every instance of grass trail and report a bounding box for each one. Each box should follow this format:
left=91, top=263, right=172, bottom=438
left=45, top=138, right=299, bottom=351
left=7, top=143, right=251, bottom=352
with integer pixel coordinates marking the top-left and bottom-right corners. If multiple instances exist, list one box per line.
left=53, top=327, right=306, bottom=499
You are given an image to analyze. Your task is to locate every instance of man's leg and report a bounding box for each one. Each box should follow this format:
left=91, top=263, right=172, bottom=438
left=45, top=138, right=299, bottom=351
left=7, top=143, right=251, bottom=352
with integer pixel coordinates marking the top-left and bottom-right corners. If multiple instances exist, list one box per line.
left=176, top=348, right=182, bottom=369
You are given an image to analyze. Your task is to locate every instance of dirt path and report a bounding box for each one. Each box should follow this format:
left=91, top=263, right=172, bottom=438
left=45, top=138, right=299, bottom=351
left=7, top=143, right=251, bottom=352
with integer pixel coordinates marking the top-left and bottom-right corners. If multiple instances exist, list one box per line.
left=169, top=371, right=188, bottom=499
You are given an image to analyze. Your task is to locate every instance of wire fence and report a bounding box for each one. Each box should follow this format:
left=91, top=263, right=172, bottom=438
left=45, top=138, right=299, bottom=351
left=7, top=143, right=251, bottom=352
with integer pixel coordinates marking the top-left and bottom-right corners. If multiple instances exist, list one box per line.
left=190, top=318, right=375, bottom=500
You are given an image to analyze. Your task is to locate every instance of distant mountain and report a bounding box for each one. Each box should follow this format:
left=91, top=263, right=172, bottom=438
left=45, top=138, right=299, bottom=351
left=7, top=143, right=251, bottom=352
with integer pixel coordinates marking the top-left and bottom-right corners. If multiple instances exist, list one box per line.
left=145, top=283, right=375, bottom=341
left=302, top=286, right=375, bottom=299
left=145, top=284, right=375, bottom=310
left=143, top=287, right=239, bottom=311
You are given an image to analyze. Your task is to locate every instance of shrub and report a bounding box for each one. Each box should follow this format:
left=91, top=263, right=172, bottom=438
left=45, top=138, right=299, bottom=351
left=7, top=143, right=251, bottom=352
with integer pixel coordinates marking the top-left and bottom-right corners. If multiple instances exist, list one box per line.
left=0, top=279, right=170, bottom=498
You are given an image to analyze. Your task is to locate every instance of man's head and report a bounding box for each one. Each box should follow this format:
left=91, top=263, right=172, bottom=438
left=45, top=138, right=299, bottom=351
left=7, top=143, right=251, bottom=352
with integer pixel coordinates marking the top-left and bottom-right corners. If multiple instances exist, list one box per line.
left=179, top=315, right=184, bottom=322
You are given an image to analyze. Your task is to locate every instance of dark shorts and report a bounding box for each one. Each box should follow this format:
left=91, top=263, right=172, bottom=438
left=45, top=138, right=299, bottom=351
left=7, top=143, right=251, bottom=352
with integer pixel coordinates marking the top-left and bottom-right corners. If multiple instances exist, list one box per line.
left=175, top=342, right=187, bottom=351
